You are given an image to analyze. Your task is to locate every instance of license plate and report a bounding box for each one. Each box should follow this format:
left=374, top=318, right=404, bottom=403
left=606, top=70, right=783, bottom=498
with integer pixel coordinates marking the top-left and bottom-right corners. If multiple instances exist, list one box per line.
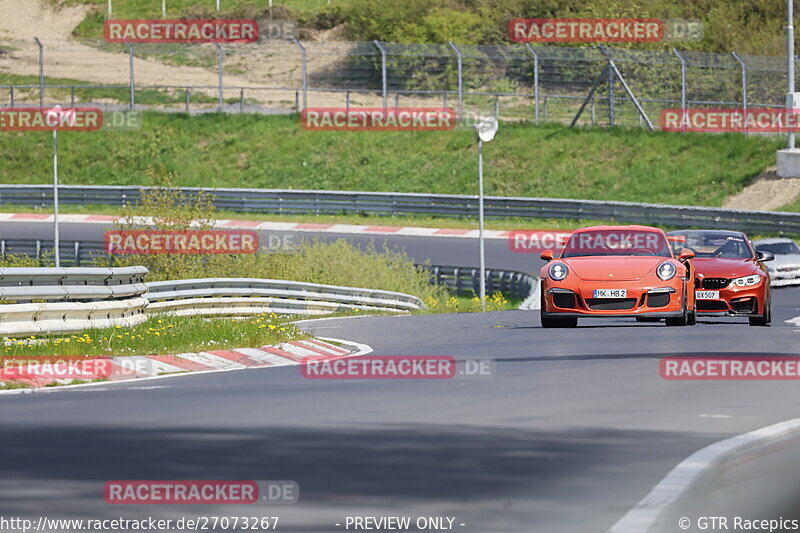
left=696, top=290, right=720, bottom=300
left=593, top=289, right=627, bottom=298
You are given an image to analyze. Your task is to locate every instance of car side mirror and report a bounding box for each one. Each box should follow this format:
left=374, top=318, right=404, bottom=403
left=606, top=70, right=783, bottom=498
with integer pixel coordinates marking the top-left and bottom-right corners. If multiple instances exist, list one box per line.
left=757, top=251, right=775, bottom=262
left=678, top=248, right=695, bottom=261
left=540, top=249, right=554, bottom=262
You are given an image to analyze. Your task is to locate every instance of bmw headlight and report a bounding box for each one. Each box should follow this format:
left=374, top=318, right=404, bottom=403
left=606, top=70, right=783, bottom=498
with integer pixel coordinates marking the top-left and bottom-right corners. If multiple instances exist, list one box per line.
left=656, top=261, right=677, bottom=281
left=548, top=262, right=569, bottom=281
left=733, top=274, right=761, bottom=287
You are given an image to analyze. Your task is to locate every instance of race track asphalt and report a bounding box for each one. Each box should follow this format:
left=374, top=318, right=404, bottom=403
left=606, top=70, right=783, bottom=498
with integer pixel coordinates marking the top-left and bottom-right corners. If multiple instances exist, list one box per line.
left=0, top=220, right=799, bottom=532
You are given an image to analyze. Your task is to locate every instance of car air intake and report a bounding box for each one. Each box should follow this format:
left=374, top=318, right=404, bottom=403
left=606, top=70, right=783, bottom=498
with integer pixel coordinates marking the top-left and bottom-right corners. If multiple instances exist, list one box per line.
left=586, top=298, right=637, bottom=311
left=730, top=297, right=756, bottom=314
left=552, top=292, right=576, bottom=308
left=647, top=293, right=670, bottom=308
left=697, top=300, right=728, bottom=311
left=702, top=278, right=730, bottom=290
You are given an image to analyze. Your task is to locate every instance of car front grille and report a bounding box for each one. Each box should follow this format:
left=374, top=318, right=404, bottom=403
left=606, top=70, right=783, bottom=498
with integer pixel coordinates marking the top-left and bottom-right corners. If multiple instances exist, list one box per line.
left=701, top=277, right=730, bottom=290
left=585, top=298, right=637, bottom=311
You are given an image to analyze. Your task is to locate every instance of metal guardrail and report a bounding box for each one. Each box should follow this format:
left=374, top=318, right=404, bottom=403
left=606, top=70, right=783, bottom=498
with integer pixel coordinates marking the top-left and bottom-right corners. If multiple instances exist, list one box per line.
left=0, top=267, right=150, bottom=335
left=144, top=278, right=425, bottom=316
left=423, top=265, right=536, bottom=302
left=1, top=185, right=799, bottom=234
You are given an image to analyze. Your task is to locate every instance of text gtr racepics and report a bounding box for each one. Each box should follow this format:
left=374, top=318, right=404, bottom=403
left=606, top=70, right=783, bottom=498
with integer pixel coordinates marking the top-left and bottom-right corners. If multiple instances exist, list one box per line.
left=539, top=226, right=696, bottom=328
left=667, top=230, right=773, bottom=326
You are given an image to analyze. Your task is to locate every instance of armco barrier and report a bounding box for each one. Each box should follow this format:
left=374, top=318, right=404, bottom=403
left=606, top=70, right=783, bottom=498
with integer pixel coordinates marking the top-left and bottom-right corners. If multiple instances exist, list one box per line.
left=1, top=185, right=799, bottom=234
left=144, top=278, right=425, bottom=316
left=423, top=265, right=536, bottom=302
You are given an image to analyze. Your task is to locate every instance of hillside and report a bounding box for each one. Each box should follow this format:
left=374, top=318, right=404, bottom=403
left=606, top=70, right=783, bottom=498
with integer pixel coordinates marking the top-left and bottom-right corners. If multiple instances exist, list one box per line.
left=0, top=113, right=782, bottom=208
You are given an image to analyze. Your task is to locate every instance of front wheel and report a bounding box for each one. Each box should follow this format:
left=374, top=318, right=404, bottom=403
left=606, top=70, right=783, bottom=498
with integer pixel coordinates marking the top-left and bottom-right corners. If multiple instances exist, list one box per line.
left=541, top=313, right=578, bottom=328
left=749, top=295, right=771, bottom=326
left=666, top=304, right=690, bottom=327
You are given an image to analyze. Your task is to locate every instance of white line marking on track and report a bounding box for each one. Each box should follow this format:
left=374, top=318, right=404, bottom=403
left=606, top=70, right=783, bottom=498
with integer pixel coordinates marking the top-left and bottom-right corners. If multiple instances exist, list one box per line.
left=608, top=416, right=800, bottom=533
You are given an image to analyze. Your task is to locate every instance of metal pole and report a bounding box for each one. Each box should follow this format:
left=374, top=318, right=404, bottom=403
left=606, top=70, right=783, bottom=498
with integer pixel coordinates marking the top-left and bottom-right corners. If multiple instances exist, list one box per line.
left=294, top=40, right=307, bottom=110
left=125, top=40, right=135, bottom=110
left=213, top=42, right=223, bottom=112
left=216, top=0, right=220, bottom=11
left=673, top=49, right=687, bottom=133
left=107, top=0, right=112, bottom=18
left=52, top=128, right=60, bottom=267
left=477, top=139, right=486, bottom=312
left=162, top=0, right=166, bottom=18
left=788, top=0, right=795, bottom=149
left=607, top=58, right=615, bottom=126
left=373, top=40, right=387, bottom=109
left=449, top=42, right=464, bottom=118
left=732, top=52, right=748, bottom=135
left=34, top=37, right=44, bottom=108
left=525, top=44, right=539, bottom=123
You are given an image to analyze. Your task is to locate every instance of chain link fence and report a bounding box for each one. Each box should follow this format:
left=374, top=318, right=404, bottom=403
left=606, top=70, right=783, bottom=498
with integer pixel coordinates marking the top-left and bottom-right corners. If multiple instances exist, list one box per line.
left=0, top=37, right=797, bottom=128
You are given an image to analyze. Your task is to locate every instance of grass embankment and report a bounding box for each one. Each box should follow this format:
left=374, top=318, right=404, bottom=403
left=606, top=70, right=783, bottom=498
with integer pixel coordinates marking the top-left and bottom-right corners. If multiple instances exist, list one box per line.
left=0, top=113, right=781, bottom=207
left=1, top=313, right=300, bottom=359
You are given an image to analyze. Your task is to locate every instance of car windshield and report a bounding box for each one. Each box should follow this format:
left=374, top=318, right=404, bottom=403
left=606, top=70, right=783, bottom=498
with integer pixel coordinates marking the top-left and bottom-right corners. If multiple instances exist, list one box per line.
left=561, top=229, right=672, bottom=258
left=670, top=232, right=753, bottom=259
left=756, top=241, right=800, bottom=255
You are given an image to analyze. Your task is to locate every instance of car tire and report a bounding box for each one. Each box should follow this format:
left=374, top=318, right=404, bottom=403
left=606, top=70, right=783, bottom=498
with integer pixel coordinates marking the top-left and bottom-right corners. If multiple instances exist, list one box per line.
left=666, top=303, right=689, bottom=327
left=541, top=313, right=578, bottom=328
left=749, top=294, right=771, bottom=326
left=687, top=310, right=697, bottom=326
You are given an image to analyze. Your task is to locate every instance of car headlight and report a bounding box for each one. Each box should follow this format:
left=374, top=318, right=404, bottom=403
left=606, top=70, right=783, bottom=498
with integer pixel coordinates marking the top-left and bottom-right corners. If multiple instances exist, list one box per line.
left=548, top=262, right=569, bottom=281
left=733, top=275, right=761, bottom=287
left=656, top=261, right=677, bottom=281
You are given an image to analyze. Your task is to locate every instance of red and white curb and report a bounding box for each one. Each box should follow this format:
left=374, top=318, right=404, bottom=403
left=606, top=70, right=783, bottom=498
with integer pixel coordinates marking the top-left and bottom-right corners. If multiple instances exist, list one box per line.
left=0, top=337, right=372, bottom=393
left=0, top=213, right=511, bottom=240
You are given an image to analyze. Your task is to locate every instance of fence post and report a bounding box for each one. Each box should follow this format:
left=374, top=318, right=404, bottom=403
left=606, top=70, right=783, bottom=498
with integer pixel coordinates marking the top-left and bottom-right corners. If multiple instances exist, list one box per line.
left=599, top=46, right=654, bottom=131
left=185, top=88, right=190, bottom=112
left=673, top=49, right=687, bottom=133
left=294, top=40, right=308, bottom=110
left=732, top=51, right=748, bottom=135
left=448, top=42, right=464, bottom=118
left=240, top=88, right=244, bottom=113
left=607, top=56, right=614, bottom=127
left=524, top=43, right=539, bottom=123
left=33, top=37, right=44, bottom=107
left=213, top=42, right=223, bottom=112
left=162, top=0, right=166, bottom=18
left=107, top=0, right=112, bottom=18
left=125, top=40, right=135, bottom=110
left=9, top=86, right=14, bottom=108
left=373, top=40, right=388, bottom=109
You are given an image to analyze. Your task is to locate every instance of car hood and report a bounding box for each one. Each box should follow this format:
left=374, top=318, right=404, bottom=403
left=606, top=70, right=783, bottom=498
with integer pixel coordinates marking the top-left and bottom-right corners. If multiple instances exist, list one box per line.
left=561, top=256, right=667, bottom=281
left=691, top=258, right=758, bottom=278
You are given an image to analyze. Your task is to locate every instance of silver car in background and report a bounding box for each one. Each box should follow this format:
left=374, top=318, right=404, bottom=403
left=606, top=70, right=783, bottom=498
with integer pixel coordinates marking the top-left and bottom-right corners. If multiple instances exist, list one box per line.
left=753, top=238, right=800, bottom=286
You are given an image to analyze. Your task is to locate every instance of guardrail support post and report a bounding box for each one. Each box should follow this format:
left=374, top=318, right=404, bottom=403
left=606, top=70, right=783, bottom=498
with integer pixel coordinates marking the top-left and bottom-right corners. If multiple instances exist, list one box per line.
left=732, top=51, right=748, bottom=135
left=448, top=42, right=464, bottom=118
left=373, top=40, right=388, bottom=109
left=125, top=40, right=135, bottom=110
left=524, top=44, right=540, bottom=123
left=294, top=40, right=308, bottom=110
left=213, top=41, right=223, bottom=113
left=673, top=49, right=687, bottom=133
left=33, top=37, right=44, bottom=107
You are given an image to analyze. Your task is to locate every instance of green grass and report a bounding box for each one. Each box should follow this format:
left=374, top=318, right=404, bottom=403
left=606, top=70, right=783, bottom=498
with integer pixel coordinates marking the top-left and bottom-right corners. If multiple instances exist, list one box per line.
left=0, top=112, right=781, bottom=207
left=779, top=199, right=800, bottom=213
left=0, top=313, right=301, bottom=359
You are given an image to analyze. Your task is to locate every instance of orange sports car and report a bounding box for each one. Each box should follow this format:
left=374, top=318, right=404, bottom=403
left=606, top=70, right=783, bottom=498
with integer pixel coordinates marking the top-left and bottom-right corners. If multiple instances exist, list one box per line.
left=666, top=230, right=773, bottom=326
left=539, top=225, right=696, bottom=328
